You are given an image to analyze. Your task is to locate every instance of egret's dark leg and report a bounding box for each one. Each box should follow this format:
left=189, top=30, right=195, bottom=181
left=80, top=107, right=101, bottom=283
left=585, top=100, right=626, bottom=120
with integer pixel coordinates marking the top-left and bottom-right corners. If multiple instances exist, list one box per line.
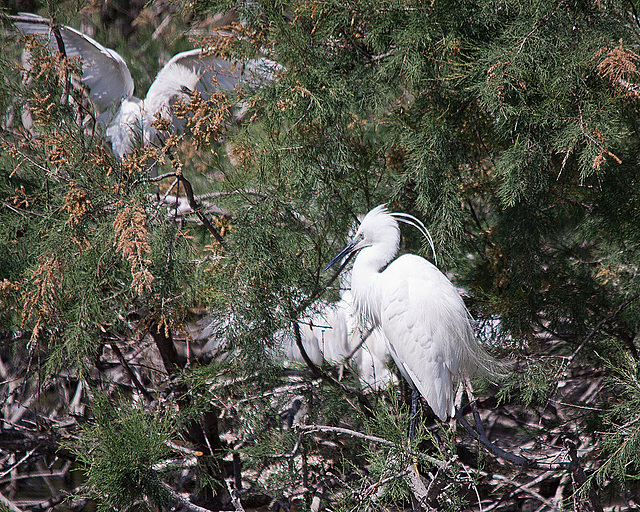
left=409, top=388, right=421, bottom=512
left=409, top=387, right=420, bottom=442
left=408, top=389, right=423, bottom=512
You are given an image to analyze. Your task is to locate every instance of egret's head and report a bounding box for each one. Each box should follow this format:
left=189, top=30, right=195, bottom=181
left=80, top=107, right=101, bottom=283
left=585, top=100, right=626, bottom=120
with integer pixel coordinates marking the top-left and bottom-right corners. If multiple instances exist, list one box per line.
left=324, top=205, right=399, bottom=271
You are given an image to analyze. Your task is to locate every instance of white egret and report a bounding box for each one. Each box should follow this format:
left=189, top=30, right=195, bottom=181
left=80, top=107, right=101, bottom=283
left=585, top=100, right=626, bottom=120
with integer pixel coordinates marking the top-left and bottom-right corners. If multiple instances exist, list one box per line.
left=324, top=205, right=496, bottom=422
left=14, top=13, right=280, bottom=159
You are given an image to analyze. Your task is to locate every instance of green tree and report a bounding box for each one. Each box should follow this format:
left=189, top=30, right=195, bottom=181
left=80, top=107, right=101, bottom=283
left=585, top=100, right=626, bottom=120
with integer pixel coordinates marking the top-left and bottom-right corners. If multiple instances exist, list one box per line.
left=1, top=0, right=640, bottom=510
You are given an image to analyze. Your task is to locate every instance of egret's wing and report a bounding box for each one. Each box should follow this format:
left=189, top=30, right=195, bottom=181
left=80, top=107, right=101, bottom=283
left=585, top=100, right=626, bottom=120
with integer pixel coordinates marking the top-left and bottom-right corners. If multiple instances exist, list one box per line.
left=142, top=49, right=240, bottom=135
left=145, top=49, right=282, bottom=108
left=379, top=254, right=473, bottom=421
left=143, top=49, right=283, bottom=145
left=159, top=49, right=244, bottom=93
left=167, top=49, right=282, bottom=90
left=15, top=13, right=134, bottom=110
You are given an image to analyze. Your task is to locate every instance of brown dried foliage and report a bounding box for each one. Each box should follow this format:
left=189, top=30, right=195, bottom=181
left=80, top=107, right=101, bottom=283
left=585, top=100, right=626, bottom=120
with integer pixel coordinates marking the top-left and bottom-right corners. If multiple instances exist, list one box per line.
left=89, top=147, right=115, bottom=176
left=151, top=113, right=171, bottom=132
left=228, top=141, right=253, bottom=168
left=23, top=37, right=81, bottom=85
left=594, top=39, right=640, bottom=98
left=23, top=38, right=82, bottom=123
left=486, top=61, right=507, bottom=102
left=0, top=279, right=18, bottom=311
left=173, top=91, right=231, bottom=149
left=62, top=185, right=91, bottom=224
left=21, top=256, right=63, bottom=345
left=591, top=128, right=622, bottom=171
left=113, top=203, right=154, bottom=296
left=197, top=23, right=261, bottom=59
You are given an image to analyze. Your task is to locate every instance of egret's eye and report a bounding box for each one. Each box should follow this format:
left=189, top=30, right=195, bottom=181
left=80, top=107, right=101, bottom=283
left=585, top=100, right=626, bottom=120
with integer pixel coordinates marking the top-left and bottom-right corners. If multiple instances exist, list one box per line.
left=358, top=233, right=364, bottom=240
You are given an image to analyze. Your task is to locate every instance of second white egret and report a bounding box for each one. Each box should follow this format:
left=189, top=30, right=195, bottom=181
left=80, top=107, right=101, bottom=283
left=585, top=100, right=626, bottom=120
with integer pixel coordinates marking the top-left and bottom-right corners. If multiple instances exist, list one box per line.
left=14, top=13, right=280, bottom=159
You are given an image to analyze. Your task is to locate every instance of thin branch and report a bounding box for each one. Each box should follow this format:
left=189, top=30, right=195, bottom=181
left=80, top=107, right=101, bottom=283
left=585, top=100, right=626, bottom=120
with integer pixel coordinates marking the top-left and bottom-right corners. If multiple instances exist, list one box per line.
left=287, top=300, right=373, bottom=416
left=568, top=293, right=640, bottom=363
left=0, top=201, right=60, bottom=221
left=473, top=467, right=559, bottom=511
left=0, top=446, right=40, bottom=480
left=109, top=342, right=154, bottom=401
left=293, top=424, right=445, bottom=468
left=566, top=440, right=604, bottom=512
left=197, top=189, right=264, bottom=200
left=177, top=175, right=224, bottom=245
left=369, top=49, right=395, bottom=62
left=405, top=463, right=436, bottom=512
left=0, top=491, right=24, bottom=512
left=52, top=25, right=71, bottom=107
left=156, top=478, right=214, bottom=512
left=356, top=468, right=411, bottom=508
left=3, top=14, right=51, bottom=24
left=345, top=326, right=374, bottom=362
left=132, top=171, right=178, bottom=186
left=225, top=478, right=246, bottom=512
left=152, top=457, right=198, bottom=472
left=0, top=136, right=53, bottom=176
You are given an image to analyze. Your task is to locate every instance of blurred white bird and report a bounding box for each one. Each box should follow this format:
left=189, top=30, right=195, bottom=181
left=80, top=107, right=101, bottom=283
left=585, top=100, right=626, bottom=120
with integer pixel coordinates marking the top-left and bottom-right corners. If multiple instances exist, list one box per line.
left=278, top=293, right=394, bottom=391
left=342, top=291, right=395, bottom=391
left=325, top=205, right=496, bottom=422
left=14, top=13, right=280, bottom=159
left=279, top=301, right=347, bottom=367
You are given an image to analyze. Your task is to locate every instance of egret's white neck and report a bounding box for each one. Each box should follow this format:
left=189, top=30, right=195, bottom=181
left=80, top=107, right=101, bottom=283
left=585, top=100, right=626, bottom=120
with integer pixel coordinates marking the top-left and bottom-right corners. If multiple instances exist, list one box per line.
left=350, top=242, right=397, bottom=327
left=355, top=241, right=397, bottom=274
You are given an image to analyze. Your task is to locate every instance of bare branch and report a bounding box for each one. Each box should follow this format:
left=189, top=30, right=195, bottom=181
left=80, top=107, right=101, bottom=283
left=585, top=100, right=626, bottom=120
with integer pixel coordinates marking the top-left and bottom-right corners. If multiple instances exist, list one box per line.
left=567, top=293, right=640, bottom=364
left=109, top=342, right=154, bottom=401
left=566, top=440, right=604, bottom=512
left=225, top=478, right=246, bottom=512
left=156, top=478, right=215, bottom=512
left=0, top=491, right=24, bottom=512
left=455, top=405, right=570, bottom=470
left=293, top=423, right=445, bottom=468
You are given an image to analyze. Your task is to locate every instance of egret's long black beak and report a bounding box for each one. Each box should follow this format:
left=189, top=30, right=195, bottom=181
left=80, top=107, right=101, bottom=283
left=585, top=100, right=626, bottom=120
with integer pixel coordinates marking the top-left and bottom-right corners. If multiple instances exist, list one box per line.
left=323, top=239, right=358, bottom=272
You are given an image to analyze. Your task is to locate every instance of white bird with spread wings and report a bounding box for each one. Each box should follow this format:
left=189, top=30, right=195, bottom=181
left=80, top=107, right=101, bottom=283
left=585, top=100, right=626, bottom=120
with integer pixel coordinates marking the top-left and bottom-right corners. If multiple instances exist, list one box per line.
left=14, top=13, right=280, bottom=159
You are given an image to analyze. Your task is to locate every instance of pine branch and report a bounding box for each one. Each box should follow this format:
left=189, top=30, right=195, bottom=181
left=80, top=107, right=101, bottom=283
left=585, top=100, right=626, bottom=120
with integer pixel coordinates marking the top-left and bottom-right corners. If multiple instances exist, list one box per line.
left=156, top=478, right=214, bottom=512
left=293, top=423, right=445, bottom=468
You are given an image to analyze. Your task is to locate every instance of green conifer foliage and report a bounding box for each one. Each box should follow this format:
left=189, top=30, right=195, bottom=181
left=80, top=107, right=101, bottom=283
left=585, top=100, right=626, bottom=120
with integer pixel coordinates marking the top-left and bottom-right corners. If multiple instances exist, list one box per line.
left=2, top=0, right=640, bottom=510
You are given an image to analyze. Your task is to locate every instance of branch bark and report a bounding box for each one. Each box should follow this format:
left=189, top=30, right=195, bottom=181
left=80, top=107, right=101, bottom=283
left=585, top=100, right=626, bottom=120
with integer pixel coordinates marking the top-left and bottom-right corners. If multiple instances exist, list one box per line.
left=293, top=423, right=445, bottom=468
left=157, top=478, right=215, bottom=512
left=177, top=175, right=224, bottom=245
left=566, top=440, right=604, bottom=512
